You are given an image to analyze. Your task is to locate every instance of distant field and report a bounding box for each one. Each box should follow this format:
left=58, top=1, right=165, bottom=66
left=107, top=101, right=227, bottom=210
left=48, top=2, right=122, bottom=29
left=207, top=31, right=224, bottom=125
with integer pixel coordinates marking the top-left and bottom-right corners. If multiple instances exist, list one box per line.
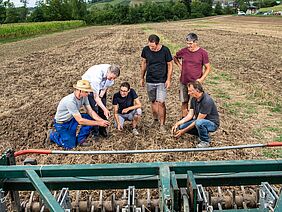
left=90, top=0, right=172, bottom=8
left=0, top=20, right=86, bottom=43
left=259, top=4, right=282, bottom=12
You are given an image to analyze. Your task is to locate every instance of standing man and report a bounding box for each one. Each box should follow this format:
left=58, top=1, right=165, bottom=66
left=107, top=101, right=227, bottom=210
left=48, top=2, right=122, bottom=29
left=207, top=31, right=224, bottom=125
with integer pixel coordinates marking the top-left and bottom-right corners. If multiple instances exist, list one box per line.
left=174, top=33, right=211, bottom=117
left=113, top=82, right=142, bottom=135
left=82, top=64, right=120, bottom=137
left=141, top=34, right=173, bottom=133
left=48, top=80, right=110, bottom=149
left=171, top=81, right=219, bottom=148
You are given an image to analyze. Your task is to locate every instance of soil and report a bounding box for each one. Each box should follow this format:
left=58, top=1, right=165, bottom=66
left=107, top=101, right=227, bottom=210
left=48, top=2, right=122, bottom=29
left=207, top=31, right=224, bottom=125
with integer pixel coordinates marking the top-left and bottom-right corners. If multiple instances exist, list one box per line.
left=0, top=15, right=281, bottom=166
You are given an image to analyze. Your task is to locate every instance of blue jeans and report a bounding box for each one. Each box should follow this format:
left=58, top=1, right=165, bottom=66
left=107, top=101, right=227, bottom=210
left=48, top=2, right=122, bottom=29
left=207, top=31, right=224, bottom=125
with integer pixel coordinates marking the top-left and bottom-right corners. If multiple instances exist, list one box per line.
left=50, top=114, right=93, bottom=149
left=179, top=119, right=218, bottom=142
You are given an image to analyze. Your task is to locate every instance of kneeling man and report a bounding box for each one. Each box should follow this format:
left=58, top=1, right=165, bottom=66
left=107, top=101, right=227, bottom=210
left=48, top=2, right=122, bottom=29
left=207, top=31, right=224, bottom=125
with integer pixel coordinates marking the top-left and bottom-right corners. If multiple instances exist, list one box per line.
left=113, top=82, right=142, bottom=135
left=48, top=80, right=110, bottom=149
left=172, top=81, right=219, bottom=148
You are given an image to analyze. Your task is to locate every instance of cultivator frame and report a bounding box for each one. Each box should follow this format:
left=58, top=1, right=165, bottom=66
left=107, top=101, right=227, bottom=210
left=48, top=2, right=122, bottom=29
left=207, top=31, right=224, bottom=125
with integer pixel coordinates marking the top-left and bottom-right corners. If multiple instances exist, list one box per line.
left=0, top=149, right=282, bottom=212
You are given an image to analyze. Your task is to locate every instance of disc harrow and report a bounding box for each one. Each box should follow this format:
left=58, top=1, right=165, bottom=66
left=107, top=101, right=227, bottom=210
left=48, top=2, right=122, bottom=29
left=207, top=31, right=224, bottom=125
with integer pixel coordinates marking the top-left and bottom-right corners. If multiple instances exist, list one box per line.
left=0, top=149, right=282, bottom=211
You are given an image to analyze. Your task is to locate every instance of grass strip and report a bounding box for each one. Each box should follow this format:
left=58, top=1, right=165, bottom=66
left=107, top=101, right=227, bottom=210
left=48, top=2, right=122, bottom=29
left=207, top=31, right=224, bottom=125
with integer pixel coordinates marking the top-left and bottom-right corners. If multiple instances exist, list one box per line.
left=0, top=20, right=86, bottom=44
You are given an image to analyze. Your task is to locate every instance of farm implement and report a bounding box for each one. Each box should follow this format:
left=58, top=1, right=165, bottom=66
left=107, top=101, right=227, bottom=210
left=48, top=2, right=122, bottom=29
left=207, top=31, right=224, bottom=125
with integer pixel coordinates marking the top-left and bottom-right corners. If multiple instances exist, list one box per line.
left=0, top=143, right=282, bottom=212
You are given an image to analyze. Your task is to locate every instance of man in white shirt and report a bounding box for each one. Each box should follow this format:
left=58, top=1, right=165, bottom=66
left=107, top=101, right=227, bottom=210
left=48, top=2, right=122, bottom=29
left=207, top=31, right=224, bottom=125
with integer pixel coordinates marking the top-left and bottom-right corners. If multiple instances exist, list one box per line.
left=82, top=64, right=120, bottom=137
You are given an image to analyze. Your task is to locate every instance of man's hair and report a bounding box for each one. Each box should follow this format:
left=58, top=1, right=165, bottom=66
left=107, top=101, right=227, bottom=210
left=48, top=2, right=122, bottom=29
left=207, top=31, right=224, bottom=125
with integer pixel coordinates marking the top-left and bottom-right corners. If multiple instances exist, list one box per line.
left=148, top=34, right=160, bottom=45
left=109, top=64, right=120, bottom=77
left=188, top=81, right=204, bottom=93
left=186, top=33, right=198, bottom=42
left=120, top=82, right=130, bottom=90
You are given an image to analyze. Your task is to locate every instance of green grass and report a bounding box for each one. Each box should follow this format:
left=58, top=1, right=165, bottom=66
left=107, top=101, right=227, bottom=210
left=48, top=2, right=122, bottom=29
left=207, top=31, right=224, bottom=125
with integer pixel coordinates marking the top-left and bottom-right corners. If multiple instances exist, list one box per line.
left=275, top=134, right=282, bottom=142
left=259, top=4, right=282, bottom=12
left=0, top=21, right=86, bottom=43
left=263, top=149, right=282, bottom=158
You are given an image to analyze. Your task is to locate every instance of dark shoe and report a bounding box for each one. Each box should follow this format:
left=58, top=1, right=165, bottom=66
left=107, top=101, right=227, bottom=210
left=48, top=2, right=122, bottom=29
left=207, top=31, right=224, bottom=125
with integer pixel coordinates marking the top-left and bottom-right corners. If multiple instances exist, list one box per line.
left=92, top=134, right=100, bottom=142
left=79, top=141, right=91, bottom=147
left=99, top=127, right=108, bottom=138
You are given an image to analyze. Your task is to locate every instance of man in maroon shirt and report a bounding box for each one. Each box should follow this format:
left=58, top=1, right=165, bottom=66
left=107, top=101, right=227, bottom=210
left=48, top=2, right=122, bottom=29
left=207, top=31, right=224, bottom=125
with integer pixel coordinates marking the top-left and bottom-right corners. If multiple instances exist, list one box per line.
left=174, top=33, right=211, bottom=117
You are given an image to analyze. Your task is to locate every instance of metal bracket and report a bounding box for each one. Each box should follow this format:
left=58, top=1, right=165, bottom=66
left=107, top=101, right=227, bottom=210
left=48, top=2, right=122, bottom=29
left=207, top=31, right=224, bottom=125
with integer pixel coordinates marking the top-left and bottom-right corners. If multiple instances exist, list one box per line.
left=57, top=188, right=72, bottom=211
left=122, top=186, right=143, bottom=212
left=0, top=189, right=7, bottom=212
left=259, top=182, right=279, bottom=211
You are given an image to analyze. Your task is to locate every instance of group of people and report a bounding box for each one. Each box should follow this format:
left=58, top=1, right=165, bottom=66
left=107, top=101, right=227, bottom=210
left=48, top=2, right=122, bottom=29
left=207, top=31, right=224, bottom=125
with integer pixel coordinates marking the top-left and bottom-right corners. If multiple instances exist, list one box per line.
left=47, top=33, right=219, bottom=149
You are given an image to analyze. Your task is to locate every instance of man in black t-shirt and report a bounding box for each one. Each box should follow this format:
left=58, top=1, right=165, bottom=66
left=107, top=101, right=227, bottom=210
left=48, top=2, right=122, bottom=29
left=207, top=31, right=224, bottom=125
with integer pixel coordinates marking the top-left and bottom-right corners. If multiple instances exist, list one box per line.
left=113, top=82, right=142, bottom=135
left=172, top=81, right=219, bottom=148
left=140, top=34, right=173, bottom=133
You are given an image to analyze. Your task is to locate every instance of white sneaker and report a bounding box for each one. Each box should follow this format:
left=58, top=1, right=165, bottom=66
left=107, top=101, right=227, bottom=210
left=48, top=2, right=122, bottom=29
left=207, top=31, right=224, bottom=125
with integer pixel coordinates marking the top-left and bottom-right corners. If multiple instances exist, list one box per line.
left=196, top=141, right=210, bottom=148
left=132, top=128, right=139, bottom=136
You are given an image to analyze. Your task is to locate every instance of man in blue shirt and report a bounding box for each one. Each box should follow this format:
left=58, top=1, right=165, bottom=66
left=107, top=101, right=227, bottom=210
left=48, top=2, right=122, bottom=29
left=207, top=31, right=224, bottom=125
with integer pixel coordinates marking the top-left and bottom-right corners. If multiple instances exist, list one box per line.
left=113, top=82, right=142, bottom=135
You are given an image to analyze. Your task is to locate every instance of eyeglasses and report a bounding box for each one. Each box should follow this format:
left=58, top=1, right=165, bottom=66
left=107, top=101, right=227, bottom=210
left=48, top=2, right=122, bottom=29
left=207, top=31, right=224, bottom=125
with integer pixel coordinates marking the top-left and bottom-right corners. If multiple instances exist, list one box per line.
left=120, top=89, right=129, bottom=93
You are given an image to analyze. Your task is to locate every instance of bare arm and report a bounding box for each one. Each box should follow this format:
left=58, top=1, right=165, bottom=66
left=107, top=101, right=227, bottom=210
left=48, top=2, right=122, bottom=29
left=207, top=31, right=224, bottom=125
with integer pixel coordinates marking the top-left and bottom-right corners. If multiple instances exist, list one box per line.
left=121, top=97, right=142, bottom=114
left=171, top=109, right=194, bottom=134
left=173, top=56, right=182, bottom=70
left=140, top=58, right=147, bottom=87
left=113, top=105, right=122, bottom=130
left=85, top=105, right=103, bottom=121
left=165, top=61, right=173, bottom=89
left=93, top=92, right=110, bottom=118
left=72, top=112, right=109, bottom=127
left=197, top=63, right=211, bottom=83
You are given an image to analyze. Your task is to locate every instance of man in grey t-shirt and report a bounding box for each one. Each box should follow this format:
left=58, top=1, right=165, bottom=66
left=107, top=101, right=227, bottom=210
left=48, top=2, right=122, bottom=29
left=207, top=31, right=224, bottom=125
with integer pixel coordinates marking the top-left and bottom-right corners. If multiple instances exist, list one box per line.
left=172, top=81, right=219, bottom=148
left=48, top=80, right=110, bottom=149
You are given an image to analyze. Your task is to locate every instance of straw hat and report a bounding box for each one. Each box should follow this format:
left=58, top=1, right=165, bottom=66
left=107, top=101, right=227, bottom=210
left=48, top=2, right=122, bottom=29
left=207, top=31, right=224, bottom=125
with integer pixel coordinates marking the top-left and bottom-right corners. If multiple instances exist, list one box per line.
left=73, top=80, right=93, bottom=92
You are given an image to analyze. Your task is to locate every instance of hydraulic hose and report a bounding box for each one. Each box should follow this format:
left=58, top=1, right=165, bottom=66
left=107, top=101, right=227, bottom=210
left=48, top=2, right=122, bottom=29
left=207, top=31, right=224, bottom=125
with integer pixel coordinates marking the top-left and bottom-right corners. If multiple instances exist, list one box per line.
left=13, top=142, right=282, bottom=157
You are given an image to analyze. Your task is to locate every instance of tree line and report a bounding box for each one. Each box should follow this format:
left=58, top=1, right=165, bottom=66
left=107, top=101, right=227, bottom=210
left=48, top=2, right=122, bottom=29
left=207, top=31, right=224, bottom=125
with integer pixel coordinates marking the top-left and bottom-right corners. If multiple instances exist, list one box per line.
left=1, top=0, right=265, bottom=25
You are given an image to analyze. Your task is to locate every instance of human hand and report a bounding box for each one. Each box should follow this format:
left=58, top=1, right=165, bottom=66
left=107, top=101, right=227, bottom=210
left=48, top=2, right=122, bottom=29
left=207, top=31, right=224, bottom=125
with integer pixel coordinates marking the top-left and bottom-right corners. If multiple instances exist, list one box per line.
left=104, top=109, right=110, bottom=119
left=171, top=124, right=179, bottom=134
left=165, top=80, right=171, bottom=89
left=173, top=129, right=184, bottom=138
left=122, top=108, right=129, bottom=114
left=196, top=78, right=203, bottom=84
left=98, top=120, right=110, bottom=127
left=117, top=124, right=123, bottom=131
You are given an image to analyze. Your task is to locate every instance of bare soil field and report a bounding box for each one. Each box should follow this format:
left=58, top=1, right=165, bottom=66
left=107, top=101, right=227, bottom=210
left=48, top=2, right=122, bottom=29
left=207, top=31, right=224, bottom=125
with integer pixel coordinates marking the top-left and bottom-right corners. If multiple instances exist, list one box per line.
left=0, top=16, right=281, bottom=167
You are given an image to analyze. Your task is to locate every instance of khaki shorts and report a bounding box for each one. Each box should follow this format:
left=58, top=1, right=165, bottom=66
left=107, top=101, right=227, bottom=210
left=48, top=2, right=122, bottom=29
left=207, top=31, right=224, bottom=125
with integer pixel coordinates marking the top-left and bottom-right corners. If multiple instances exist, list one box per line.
left=179, top=83, right=190, bottom=103
left=146, top=83, right=167, bottom=102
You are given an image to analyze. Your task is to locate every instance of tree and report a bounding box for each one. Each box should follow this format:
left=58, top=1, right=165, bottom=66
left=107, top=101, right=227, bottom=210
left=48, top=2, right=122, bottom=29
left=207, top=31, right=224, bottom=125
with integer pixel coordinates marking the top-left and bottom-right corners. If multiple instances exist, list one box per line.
left=0, top=0, right=6, bottom=24
left=214, top=1, right=223, bottom=15
left=19, top=0, right=28, bottom=21
left=4, top=1, right=20, bottom=23
left=181, top=0, right=191, bottom=17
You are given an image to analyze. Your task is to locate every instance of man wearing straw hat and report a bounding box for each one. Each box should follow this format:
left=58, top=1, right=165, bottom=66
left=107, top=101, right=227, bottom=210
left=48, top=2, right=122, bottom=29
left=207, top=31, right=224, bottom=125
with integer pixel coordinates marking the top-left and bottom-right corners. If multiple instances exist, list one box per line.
left=47, top=80, right=110, bottom=149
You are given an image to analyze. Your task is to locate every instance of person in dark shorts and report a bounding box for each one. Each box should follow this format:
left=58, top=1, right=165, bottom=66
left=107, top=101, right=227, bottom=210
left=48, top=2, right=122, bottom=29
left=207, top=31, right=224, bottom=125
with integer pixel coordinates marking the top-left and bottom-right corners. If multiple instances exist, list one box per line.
left=174, top=33, right=211, bottom=118
left=112, top=82, right=142, bottom=135
left=172, top=81, right=219, bottom=148
left=141, top=34, right=173, bottom=133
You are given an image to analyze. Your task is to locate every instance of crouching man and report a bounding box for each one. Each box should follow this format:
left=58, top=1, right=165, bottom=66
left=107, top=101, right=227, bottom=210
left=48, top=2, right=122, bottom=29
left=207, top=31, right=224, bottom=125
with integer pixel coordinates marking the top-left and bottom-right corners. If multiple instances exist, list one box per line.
left=113, top=82, right=142, bottom=135
left=171, top=81, right=219, bottom=148
left=48, top=80, right=110, bottom=149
